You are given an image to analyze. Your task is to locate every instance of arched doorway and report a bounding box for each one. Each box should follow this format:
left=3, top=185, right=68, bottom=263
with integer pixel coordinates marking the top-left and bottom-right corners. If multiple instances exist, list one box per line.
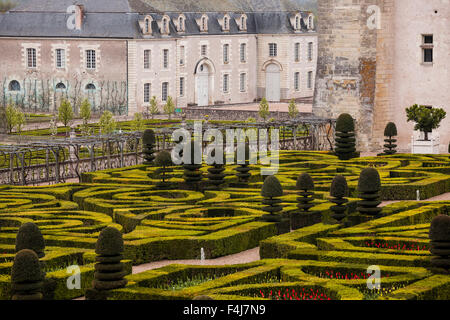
left=265, top=63, right=281, bottom=102
left=196, top=62, right=210, bottom=106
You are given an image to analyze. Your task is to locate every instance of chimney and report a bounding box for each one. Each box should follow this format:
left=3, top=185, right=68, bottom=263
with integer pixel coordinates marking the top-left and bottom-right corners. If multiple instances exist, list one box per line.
left=75, top=5, right=84, bottom=30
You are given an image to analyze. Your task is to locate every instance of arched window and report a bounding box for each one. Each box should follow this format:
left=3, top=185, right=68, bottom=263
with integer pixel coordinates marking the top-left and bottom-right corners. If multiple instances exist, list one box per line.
left=308, top=15, right=313, bottom=29
left=201, top=15, right=208, bottom=31
left=162, top=17, right=168, bottom=33
left=178, top=16, right=185, bottom=32
left=295, top=16, right=300, bottom=30
left=85, top=83, right=96, bottom=91
left=145, top=18, right=150, bottom=33
left=241, top=16, right=246, bottom=30
left=223, top=16, right=229, bottom=30
left=8, top=80, right=20, bottom=91
left=55, top=82, right=66, bottom=90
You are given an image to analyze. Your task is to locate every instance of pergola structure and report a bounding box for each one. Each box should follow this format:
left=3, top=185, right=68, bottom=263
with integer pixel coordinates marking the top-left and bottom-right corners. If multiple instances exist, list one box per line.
left=0, top=117, right=336, bottom=185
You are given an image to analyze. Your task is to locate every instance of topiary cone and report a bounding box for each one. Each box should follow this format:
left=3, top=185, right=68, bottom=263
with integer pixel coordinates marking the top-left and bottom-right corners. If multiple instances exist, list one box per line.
left=335, top=113, right=356, bottom=161
left=235, top=141, right=252, bottom=186
left=11, top=249, right=43, bottom=300
left=429, top=215, right=450, bottom=271
left=91, top=227, right=127, bottom=294
left=143, top=129, right=156, bottom=164
left=260, top=175, right=283, bottom=222
left=357, top=167, right=382, bottom=217
left=15, top=222, right=45, bottom=258
left=155, top=150, right=173, bottom=188
left=296, top=173, right=315, bottom=212
left=383, top=122, right=398, bottom=155
left=183, top=141, right=203, bottom=188
left=330, top=175, right=349, bottom=222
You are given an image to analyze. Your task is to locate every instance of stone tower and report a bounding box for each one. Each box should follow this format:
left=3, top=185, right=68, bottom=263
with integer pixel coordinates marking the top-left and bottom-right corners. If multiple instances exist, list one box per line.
left=313, top=0, right=395, bottom=152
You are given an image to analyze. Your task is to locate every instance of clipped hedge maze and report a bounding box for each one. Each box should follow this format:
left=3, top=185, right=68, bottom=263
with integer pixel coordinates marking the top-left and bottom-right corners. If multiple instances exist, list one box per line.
left=0, top=151, right=448, bottom=300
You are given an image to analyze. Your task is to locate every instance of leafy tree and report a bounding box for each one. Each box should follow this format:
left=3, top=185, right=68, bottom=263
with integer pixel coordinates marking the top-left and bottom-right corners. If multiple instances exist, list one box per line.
left=131, top=112, right=145, bottom=132
left=163, top=96, right=175, bottom=120
left=288, top=99, right=299, bottom=118
left=58, top=99, right=74, bottom=135
left=99, top=111, right=116, bottom=135
left=5, top=103, right=16, bottom=133
left=406, top=104, right=446, bottom=141
left=259, top=98, right=270, bottom=122
left=148, top=96, right=159, bottom=119
left=80, top=99, right=92, bottom=136
left=14, top=107, right=25, bottom=134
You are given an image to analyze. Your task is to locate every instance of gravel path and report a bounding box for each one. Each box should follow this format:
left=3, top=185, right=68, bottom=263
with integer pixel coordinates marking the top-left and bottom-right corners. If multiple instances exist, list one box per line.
left=381, top=192, right=450, bottom=207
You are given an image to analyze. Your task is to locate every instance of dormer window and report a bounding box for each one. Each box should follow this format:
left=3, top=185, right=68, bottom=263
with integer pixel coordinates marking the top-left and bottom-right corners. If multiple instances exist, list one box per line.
left=238, top=14, right=247, bottom=31
left=295, top=16, right=301, bottom=30
left=292, top=13, right=302, bottom=32
left=143, top=16, right=153, bottom=35
left=161, top=15, right=170, bottom=35
left=222, top=14, right=230, bottom=31
left=308, top=14, right=314, bottom=30
left=177, top=14, right=186, bottom=32
left=199, top=14, right=208, bottom=32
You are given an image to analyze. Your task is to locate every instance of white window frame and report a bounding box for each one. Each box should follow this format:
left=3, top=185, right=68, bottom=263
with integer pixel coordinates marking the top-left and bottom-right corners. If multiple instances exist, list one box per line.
left=269, top=43, right=277, bottom=57
left=308, top=42, right=313, bottom=61
left=223, top=74, right=229, bottom=93
left=163, top=49, right=169, bottom=69
left=179, top=77, right=185, bottom=97
left=294, top=43, right=300, bottom=62
left=144, top=83, right=151, bottom=103
left=239, top=73, right=246, bottom=92
left=27, top=48, right=36, bottom=68
left=162, top=82, right=168, bottom=101
left=240, top=43, right=246, bottom=63
left=86, top=49, right=96, bottom=70
left=421, top=34, right=434, bottom=64
left=307, top=71, right=313, bottom=89
left=55, top=48, right=65, bottom=68
left=144, top=49, right=151, bottom=69
left=223, top=44, right=230, bottom=64
left=294, top=72, right=300, bottom=91
left=179, top=46, right=185, bottom=66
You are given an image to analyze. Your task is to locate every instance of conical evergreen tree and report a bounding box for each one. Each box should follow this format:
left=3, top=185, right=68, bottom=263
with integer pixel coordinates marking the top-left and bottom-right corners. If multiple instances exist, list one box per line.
left=335, top=113, right=356, bottom=160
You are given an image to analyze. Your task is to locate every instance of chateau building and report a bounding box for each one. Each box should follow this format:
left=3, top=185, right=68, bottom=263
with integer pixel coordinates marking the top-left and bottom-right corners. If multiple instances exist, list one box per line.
left=0, top=0, right=318, bottom=116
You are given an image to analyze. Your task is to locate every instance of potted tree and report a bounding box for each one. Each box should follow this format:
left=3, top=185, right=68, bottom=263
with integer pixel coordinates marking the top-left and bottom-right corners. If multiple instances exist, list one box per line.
left=406, top=104, right=446, bottom=154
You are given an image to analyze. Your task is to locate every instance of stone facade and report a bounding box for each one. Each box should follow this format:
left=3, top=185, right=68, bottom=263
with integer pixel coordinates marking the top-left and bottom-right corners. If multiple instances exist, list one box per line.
left=314, top=0, right=449, bottom=153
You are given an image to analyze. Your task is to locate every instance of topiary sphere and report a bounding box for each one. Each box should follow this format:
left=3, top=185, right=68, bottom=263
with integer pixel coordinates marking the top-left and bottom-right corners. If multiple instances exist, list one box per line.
left=358, top=167, right=381, bottom=193
left=330, top=175, right=348, bottom=198
left=11, top=249, right=42, bottom=284
left=429, top=215, right=450, bottom=241
left=384, top=122, right=398, bottom=137
left=261, top=175, right=283, bottom=198
left=143, top=129, right=156, bottom=145
left=335, top=113, right=355, bottom=132
left=296, top=173, right=314, bottom=190
left=15, top=222, right=45, bottom=258
left=96, top=227, right=124, bottom=256
left=155, top=150, right=173, bottom=167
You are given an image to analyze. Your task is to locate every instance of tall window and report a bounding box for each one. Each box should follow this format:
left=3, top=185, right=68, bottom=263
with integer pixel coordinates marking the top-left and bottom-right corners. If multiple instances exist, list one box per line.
left=144, top=83, right=151, bottom=103
left=308, top=42, right=313, bottom=61
left=201, top=45, right=207, bottom=56
left=56, top=49, right=65, bottom=68
left=422, top=34, right=433, bottom=63
left=86, top=49, right=96, bottom=69
left=223, top=44, right=229, bottom=63
left=201, top=16, right=207, bottom=31
left=223, top=16, right=229, bottom=31
left=240, top=43, right=246, bottom=63
left=145, top=18, right=150, bottom=33
left=178, top=16, right=185, bottom=32
left=294, top=72, right=300, bottom=91
left=162, top=82, right=168, bottom=101
left=162, top=17, right=169, bottom=34
left=223, top=74, right=229, bottom=93
left=307, top=71, right=313, bottom=89
left=241, top=16, right=246, bottom=30
left=179, top=46, right=185, bottom=66
left=179, top=77, right=185, bottom=97
left=294, top=43, right=300, bottom=62
left=295, top=16, right=300, bottom=30
left=269, top=43, right=277, bottom=57
left=144, top=50, right=151, bottom=69
left=27, top=48, right=36, bottom=68
left=308, top=16, right=313, bottom=29
left=163, top=49, right=169, bottom=69
left=240, top=73, right=246, bottom=92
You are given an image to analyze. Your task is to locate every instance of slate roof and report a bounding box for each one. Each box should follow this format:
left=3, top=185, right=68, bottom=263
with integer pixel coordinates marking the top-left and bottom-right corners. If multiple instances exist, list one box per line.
left=0, top=0, right=317, bottom=38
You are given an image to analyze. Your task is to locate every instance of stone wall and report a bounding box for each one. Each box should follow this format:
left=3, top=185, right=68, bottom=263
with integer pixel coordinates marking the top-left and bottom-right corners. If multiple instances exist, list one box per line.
left=313, top=0, right=380, bottom=152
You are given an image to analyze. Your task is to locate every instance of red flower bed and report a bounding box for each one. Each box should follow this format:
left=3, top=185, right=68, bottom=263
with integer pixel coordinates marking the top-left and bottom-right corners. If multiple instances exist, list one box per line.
left=364, top=241, right=428, bottom=251
left=259, top=288, right=331, bottom=300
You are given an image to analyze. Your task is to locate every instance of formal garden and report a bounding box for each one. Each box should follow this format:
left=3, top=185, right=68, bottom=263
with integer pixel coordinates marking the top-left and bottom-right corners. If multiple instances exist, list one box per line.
left=0, top=97, right=449, bottom=300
